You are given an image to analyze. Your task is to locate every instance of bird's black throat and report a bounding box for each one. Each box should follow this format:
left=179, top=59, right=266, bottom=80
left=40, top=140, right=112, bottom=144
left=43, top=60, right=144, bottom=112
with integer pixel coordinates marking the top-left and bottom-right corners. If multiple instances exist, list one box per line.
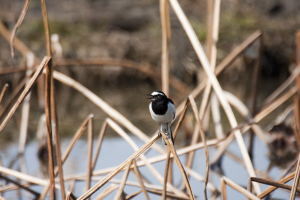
left=152, top=97, right=173, bottom=115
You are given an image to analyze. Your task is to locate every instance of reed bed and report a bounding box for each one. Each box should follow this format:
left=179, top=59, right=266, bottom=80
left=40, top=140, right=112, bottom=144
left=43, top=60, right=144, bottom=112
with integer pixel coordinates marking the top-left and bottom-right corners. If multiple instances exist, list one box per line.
left=0, top=0, right=300, bottom=200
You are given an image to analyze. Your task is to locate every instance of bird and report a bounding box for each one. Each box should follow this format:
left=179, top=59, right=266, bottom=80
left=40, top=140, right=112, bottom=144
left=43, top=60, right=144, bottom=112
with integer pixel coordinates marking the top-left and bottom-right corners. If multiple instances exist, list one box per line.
left=148, top=91, right=176, bottom=145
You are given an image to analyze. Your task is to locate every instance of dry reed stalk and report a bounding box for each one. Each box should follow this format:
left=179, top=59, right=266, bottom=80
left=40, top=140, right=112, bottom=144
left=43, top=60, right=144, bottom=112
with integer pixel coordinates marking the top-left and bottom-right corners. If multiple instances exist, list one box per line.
left=163, top=98, right=188, bottom=198
left=77, top=176, right=172, bottom=192
left=0, top=84, right=8, bottom=108
left=184, top=167, right=218, bottom=192
left=248, top=34, right=263, bottom=159
left=297, top=30, right=300, bottom=64
left=58, top=58, right=188, bottom=94
left=77, top=173, right=214, bottom=199
left=0, top=78, right=26, bottom=120
left=223, top=149, right=245, bottom=167
left=290, top=154, right=300, bottom=199
left=180, top=112, right=201, bottom=191
left=189, top=96, right=209, bottom=198
left=94, top=184, right=119, bottom=200
left=41, top=0, right=57, bottom=198
left=258, top=172, right=295, bottom=198
left=43, top=55, right=56, bottom=199
left=0, top=56, right=50, bottom=133
left=224, top=91, right=266, bottom=143
left=220, top=178, right=227, bottom=200
left=199, top=0, right=220, bottom=119
left=132, top=159, right=150, bottom=200
left=162, top=149, right=171, bottom=199
left=278, top=157, right=298, bottom=181
left=175, top=30, right=261, bottom=123
left=77, top=135, right=160, bottom=200
left=92, top=119, right=108, bottom=170
left=125, top=190, right=142, bottom=199
left=85, top=117, right=94, bottom=194
left=51, top=63, right=65, bottom=199
left=293, top=94, right=300, bottom=149
left=161, top=133, right=195, bottom=200
left=169, top=0, right=260, bottom=193
left=211, top=87, right=296, bottom=166
left=0, top=166, right=60, bottom=189
left=148, top=139, right=220, bottom=166
left=290, top=32, right=300, bottom=200
left=114, top=159, right=133, bottom=200
left=166, top=30, right=261, bottom=127
left=68, top=180, right=76, bottom=193
left=0, top=22, right=30, bottom=57
left=147, top=189, right=191, bottom=200
left=1, top=21, right=48, bottom=115
left=160, top=0, right=171, bottom=96
left=18, top=52, right=34, bottom=154
left=51, top=70, right=164, bottom=154
left=66, top=191, right=77, bottom=200
left=249, top=177, right=300, bottom=194
left=222, top=176, right=260, bottom=200
left=255, top=86, right=297, bottom=122
left=10, top=0, right=31, bottom=57
left=64, top=138, right=220, bottom=182
left=0, top=67, right=28, bottom=75
left=53, top=110, right=66, bottom=199
left=40, top=114, right=93, bottom=199
left=211, top=93, right=225, bottom=139
left=261, top=66, right=300, bottom=107
left=106, top=118, right=187, bottom=197
left=0, top=174, right=40, bottom=198
left=293, top=32, right=300, bottom=155
left=0, top=183, right=32, bottom=193
left=214, top=30, right=261, bottom=74
left=206, top=0, right=214, bottom=58
left=182, top=0, right=220, bottom=188
left=61, top=115, right=93, bottom=163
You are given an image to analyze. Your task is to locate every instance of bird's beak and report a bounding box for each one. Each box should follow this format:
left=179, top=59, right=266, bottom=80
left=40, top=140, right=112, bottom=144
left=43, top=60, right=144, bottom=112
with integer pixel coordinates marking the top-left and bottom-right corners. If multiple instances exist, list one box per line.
left=147, top=94, right=153, bottom=99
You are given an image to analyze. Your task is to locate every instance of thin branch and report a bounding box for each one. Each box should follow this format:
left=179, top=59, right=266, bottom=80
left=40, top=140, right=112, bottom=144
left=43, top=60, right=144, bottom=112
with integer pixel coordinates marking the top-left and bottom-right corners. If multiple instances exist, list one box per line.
left=0, top=56, right=51, bottom=133
left=77, top=135, right=160, bottom=200
left=161, top=133, right=195, bottom=200
left=114, top=159, right=133, bottom=200
left=10, top=0, right=31, bottom=57
left=132, top=159, right=150, bottom=200
left=0, top=84, right=9, bottom=108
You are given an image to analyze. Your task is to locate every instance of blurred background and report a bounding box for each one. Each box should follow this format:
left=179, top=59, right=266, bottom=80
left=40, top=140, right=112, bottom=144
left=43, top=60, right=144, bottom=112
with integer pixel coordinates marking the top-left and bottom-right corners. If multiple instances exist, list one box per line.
left=1, top=0, right=299, bottom=137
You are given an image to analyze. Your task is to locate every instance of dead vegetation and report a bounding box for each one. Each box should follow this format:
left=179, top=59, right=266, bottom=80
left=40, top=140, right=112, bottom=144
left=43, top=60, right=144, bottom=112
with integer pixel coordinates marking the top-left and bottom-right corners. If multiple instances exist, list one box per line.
left=0, top=0, right=300, bottom=200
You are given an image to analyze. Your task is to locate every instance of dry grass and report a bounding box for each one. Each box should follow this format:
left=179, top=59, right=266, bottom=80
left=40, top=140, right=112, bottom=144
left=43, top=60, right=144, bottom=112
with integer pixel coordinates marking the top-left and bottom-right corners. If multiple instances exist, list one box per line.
left=0, top=0, right=300, bottom=199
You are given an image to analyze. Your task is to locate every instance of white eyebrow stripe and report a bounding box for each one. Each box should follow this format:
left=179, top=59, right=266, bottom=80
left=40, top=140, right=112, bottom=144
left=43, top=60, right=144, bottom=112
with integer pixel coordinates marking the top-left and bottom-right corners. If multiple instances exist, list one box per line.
left=151, top=91, right=164, bottom=96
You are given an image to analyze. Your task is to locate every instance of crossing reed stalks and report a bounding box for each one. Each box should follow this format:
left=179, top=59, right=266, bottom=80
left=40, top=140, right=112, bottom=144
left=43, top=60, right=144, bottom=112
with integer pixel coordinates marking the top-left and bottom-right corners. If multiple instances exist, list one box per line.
left=1, top=0, right=300, bottom=199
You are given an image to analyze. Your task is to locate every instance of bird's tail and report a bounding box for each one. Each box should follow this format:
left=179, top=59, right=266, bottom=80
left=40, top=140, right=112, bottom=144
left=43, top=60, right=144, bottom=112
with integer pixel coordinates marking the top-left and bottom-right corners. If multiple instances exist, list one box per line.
left=160, top=123, right=174, bottom=145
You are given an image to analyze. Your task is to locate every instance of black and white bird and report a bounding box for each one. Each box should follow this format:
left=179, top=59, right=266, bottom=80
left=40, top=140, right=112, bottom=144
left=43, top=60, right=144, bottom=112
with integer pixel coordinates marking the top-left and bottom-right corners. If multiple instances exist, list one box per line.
left=148, top=91, right=176, bottom=145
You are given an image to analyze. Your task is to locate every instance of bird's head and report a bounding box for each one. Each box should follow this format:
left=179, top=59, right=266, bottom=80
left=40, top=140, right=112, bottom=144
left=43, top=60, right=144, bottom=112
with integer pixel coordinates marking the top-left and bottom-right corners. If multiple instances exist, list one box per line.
left=147, top=91, right=166, bottom=101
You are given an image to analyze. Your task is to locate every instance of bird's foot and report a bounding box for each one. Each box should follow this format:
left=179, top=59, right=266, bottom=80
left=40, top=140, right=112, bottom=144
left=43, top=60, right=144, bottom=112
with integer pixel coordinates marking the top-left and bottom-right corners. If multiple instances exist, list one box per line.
left=162, top=131, right=170, bottom=139
left=158, top=130, right=169, bottom=139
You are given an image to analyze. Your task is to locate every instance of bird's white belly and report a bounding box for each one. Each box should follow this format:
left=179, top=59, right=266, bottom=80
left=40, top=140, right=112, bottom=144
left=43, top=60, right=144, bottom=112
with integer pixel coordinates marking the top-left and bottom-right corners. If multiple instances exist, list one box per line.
left=149, top=102, right=175, bottom=124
